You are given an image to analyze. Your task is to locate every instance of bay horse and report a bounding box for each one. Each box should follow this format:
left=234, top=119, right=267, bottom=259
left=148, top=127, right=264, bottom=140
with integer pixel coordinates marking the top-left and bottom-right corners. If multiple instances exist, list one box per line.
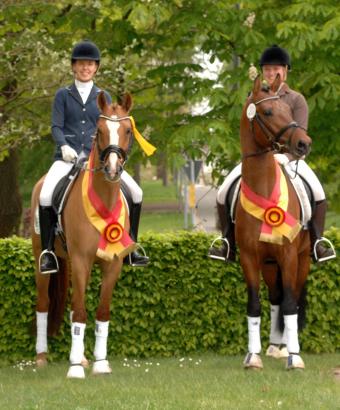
left=235, top=75, right=312, bottom=370
left=31, top=91, right=136, bottom=378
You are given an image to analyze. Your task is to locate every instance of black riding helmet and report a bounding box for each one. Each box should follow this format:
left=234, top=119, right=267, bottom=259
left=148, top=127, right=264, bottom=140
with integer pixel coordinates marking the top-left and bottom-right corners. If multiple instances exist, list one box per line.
left=71, top=40, right=100, bottom=64
left=259, top=45, right=291, bottom=70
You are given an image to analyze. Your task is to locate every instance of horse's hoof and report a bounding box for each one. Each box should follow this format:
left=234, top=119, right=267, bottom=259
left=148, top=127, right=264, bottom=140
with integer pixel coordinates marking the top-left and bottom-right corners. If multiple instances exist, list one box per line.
left=36, top=353, right=47, bottom=368
left=81, top=356, right=90, bottom=368
left=92, top=360, right=112, bottom=375
left=286, top=354, right=305, bottom=370
left=67, top=364, right=85, bottom=379
left=266, top=345, right=289, bottom=359
left=243, top=353, right=263, bottom=369
left=36, top=358, right=48, bottom=368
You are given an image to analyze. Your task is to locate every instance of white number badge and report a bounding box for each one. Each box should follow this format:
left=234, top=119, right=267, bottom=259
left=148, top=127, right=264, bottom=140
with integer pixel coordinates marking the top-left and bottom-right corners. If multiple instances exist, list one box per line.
left=246, top=103, right=256, bottom=120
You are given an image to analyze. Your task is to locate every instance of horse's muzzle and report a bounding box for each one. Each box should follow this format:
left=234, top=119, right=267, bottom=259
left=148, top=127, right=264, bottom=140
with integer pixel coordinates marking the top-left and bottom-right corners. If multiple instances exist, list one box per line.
left=104, top=153, right=124, bottom=182
left=294, top=139, right=311, bottom=158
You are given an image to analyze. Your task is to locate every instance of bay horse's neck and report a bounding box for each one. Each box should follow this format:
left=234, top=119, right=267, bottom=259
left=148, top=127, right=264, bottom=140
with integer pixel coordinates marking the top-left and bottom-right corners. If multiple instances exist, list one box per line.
left=240, top=118, right=277, bottom=198
left=92, top=148, right=120, bottom=211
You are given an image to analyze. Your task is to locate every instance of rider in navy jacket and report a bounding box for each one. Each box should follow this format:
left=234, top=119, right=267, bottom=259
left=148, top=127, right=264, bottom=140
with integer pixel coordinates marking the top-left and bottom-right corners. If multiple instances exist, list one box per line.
left=52, top=84, right=111, bottom=160
left=38, top=40, right=149, bottom=275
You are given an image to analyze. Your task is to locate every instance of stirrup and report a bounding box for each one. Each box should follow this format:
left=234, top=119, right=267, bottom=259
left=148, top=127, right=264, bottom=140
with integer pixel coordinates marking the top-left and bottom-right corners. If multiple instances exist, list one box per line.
left=313, top=237, right=336, bottom=263
left=208, top=237, right=230, bottom=262
left=127, top=244, right=148, bottom=267
left=39, top=249, right=59, bottom=274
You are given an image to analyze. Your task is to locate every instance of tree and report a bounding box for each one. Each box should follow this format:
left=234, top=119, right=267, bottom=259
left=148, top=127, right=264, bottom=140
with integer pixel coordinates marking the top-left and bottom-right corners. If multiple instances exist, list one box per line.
left=1, top=0, right=339, bottom=236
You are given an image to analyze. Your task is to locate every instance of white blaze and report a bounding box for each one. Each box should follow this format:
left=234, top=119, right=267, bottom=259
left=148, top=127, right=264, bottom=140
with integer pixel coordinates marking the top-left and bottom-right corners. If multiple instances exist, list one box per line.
left=106, top=118, right=120, bottom=176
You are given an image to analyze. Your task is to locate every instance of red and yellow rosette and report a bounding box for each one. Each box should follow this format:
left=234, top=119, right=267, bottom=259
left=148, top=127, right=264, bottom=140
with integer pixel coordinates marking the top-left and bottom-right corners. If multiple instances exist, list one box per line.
left=105, top=222, right=124, bottom=243
left=264, top=206, right=285, bottom=227
left=240, top=161, right=301, bottom=244
left=82, top=150, right=136, bottom=261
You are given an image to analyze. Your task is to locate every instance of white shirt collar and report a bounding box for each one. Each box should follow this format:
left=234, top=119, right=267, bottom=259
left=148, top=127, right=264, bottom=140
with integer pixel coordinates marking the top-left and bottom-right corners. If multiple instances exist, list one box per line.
left=75, top=79, right=93, bottom=90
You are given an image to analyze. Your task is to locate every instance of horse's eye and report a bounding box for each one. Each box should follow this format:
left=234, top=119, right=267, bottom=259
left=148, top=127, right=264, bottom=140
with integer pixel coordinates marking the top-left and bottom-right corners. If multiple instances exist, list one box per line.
left=126, top=128, right=132, bottom=135
left=263, top=109, right=273, bottom=116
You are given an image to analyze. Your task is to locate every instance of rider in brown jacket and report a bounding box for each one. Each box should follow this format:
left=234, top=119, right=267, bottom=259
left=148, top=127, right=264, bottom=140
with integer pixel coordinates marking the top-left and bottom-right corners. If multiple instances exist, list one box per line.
left=208, top=45, right=336, bottom=264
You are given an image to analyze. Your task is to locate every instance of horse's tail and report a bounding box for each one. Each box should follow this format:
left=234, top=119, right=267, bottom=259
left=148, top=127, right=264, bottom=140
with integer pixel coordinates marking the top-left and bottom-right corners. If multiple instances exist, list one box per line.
left=47, top=257, right=69, bottom=336
left=297, top=284, right=308, bottom=331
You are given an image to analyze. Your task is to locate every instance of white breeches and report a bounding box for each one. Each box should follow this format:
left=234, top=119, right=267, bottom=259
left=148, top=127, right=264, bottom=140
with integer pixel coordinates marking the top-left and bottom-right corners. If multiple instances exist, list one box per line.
left=216, top=158, right=325, bottom=206
left=40, top=161, right=73, bottom=206
left=216, top=163, right=242, bottom=205
left=39, top=161, right=143, bottom=207
left=121, top=170, right=143, bottom=204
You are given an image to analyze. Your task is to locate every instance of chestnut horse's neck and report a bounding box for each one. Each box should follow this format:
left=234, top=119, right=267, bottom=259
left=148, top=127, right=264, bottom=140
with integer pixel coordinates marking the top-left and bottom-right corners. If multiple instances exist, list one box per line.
left=240, top=113, right=277, bottom=198
left=91, top=145, right=120, bottom=211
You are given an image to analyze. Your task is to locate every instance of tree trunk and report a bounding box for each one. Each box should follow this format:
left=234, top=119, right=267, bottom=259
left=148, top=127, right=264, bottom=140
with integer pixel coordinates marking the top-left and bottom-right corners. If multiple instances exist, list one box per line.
left=0, top=149, right=22, bottom=237
left=157, top=153, right=168, bottom=187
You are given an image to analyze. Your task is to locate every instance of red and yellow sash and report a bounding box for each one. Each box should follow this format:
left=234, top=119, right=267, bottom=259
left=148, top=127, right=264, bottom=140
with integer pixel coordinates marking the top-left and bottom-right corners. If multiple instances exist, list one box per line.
left=82, top=150, right=136, bottom=261
left=240, top=161, right=301, bottom=244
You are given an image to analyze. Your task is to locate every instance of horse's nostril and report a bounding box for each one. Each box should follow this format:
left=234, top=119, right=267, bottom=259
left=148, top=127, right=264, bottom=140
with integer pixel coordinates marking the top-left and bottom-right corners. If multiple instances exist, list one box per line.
left=297, top=140, right=309, bottom=153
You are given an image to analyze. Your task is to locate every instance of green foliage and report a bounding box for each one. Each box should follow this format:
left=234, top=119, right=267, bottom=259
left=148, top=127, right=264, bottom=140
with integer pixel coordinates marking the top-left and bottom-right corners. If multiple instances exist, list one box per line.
left=1, top=0, right=339, bottom=214
left=0, top=229, right=339, bottom=363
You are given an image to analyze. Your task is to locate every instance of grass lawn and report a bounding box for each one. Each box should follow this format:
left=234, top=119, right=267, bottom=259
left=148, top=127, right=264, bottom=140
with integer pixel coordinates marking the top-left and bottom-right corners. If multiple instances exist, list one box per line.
left=1, top=354, right=339, bottom=409
left=141, top=180, right=179, bottom=205
left=139, top=179, right=186, bottom=233
left=140, top=212, right=186, bottom=233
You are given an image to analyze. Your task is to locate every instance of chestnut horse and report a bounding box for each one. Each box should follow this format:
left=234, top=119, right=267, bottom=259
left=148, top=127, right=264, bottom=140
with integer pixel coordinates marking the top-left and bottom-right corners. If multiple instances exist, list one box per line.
left=235, top=76, right=312, bottom=370
left=31, top=92, right=136, bottom=378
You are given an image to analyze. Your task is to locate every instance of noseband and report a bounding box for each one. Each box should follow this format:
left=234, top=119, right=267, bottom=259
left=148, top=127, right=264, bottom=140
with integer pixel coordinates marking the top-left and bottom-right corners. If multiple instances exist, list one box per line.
left=95, top=114, right=130, bottom=181
left=245, top=95, right=303, bottom=158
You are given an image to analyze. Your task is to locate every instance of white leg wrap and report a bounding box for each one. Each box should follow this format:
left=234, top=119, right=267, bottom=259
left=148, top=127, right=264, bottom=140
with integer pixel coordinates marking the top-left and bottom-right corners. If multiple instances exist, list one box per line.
left=248, top=316, right=261, bottom=354
left=36, top=311, right=48, bottom=354
left=70, top=322, right=86, bottom=365
left=269, top=305, right=283, bottom=344
left=284, top=314, right=300, bottom=354
left=94, top=320, right=109, bottom=361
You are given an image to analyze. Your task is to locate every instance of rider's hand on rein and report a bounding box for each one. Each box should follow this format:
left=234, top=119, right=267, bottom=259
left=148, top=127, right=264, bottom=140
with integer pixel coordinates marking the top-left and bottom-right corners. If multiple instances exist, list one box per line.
left=61, top=145, right=78, bottom=163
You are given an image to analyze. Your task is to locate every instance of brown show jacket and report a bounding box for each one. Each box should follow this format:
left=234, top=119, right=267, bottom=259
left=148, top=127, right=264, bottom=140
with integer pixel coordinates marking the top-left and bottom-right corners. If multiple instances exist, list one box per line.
left=278, top=83, right=309, bottom=131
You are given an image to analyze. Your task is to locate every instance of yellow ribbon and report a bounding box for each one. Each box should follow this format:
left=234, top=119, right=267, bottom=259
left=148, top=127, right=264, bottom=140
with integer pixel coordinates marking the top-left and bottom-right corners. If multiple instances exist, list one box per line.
left=129, top=116, right=156, bottom=156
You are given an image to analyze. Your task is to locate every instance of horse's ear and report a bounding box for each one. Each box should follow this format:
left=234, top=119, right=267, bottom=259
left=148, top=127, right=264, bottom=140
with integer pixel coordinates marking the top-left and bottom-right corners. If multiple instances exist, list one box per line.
left=118, top=93, right=133, bottom=113
left=97, top=91, right=108, bottom=112
left=271, top=73, right=281, bottom=93
left=253, top=75, right=261, bottom=95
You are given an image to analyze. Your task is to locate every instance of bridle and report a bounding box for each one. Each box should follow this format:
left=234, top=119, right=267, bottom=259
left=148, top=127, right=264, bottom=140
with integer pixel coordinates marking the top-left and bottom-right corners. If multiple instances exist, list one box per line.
left=244, top=95, right=303, bottom=159
left=91, top=114, right=130, bottom=181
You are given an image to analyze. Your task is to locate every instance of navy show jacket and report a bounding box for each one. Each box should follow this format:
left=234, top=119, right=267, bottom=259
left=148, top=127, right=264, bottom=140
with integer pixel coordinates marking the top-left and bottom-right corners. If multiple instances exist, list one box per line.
left=51, top=83, right=112, bottom=160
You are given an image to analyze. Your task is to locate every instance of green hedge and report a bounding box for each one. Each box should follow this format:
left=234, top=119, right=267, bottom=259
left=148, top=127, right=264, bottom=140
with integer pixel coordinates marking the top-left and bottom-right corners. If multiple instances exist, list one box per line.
left=0, top=229, right=339, bottom=363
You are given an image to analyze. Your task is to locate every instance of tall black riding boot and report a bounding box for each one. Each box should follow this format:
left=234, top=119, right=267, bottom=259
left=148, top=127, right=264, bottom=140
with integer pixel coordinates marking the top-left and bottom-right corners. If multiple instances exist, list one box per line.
left=124, top=202, right=149, bottom=267
left=208, top=202, right=236, bottom=262
left=309, top=199, right=336, bottom=263
left=39, top=206, right=59, bottom=274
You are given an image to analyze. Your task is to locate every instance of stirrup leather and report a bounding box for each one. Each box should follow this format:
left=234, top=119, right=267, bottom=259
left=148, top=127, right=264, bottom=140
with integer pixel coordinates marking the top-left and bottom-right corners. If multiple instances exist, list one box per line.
left=208, top=237, right=230, bottom=262
left=313, top=237, right=336, bottom=263
left=39, top=249, right=59, bottom=274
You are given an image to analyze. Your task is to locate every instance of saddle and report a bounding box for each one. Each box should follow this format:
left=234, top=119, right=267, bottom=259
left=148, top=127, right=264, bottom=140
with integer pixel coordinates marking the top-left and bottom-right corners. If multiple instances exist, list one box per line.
left=229, top=165, right=314, bottom=229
